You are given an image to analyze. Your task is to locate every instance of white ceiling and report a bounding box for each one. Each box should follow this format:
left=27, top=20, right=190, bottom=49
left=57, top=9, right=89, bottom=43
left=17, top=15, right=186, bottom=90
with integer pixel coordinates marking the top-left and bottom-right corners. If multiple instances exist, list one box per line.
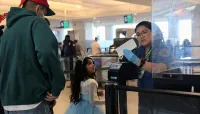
left=116, top=0, right=151, bottom=6
left=1, top=0, right=200, bottom=26
left=0, top=0, right=151, bottom=21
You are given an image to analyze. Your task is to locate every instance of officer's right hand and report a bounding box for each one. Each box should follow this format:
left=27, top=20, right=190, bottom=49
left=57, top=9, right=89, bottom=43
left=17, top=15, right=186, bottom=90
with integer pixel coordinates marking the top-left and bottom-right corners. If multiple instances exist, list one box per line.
left=123, top=49, right=139, bottom=64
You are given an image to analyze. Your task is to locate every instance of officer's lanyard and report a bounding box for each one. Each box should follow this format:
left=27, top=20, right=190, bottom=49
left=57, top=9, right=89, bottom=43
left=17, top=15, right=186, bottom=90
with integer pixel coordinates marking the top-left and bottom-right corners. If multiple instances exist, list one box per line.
left=139, top=48, right=152, bottom=79
left=144, top=48, right=152, bottom=61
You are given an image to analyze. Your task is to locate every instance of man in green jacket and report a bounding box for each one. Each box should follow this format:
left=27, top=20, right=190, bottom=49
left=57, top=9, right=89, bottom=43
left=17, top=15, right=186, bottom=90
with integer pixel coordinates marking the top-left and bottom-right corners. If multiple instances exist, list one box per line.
left=0, top=0, right=65, bottom=113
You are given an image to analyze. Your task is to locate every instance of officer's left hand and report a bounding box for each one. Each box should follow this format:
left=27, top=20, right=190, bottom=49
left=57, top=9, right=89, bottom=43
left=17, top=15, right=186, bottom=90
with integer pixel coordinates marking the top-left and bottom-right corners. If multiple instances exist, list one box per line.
left=123, top=49, right=139, bottom=64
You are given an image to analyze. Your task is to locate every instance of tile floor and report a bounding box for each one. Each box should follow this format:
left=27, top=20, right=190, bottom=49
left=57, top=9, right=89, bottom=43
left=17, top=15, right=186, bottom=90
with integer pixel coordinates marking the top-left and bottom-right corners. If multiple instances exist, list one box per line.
left=54, top=81, right=139, bottom=114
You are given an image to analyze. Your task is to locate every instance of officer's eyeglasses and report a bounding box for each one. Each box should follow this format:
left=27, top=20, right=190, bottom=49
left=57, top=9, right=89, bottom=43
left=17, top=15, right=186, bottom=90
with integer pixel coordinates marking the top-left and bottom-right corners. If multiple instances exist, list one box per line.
left=136, top=29, right=150, bottom=38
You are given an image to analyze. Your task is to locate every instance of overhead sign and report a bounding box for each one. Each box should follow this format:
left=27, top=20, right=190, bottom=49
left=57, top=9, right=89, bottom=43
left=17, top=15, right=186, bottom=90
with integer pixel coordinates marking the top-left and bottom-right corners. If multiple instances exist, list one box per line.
left=124, top=14, right=133, bottom=23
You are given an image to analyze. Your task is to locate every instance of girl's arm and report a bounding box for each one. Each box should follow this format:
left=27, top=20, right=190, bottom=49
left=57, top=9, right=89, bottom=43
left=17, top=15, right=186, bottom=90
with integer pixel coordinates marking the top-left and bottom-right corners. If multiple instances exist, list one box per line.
left=88, top=82, right=105, bottom=105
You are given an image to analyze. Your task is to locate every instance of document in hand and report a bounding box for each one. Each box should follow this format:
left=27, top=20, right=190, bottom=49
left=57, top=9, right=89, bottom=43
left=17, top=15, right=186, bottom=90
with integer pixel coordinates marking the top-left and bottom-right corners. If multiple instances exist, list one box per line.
left=115, top=39, right=137, bottom=57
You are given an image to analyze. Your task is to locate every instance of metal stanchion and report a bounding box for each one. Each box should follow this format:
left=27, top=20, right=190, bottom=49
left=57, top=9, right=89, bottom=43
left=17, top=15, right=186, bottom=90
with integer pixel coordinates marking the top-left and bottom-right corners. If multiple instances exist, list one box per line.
left=118, top=80, right=127, bottom=114
left=105, top=83, right=118, bottom=114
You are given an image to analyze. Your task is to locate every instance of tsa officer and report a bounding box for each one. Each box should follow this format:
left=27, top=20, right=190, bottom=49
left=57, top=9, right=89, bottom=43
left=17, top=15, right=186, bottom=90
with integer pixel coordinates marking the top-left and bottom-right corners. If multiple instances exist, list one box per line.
left=123, top=21, right=171, bottom=88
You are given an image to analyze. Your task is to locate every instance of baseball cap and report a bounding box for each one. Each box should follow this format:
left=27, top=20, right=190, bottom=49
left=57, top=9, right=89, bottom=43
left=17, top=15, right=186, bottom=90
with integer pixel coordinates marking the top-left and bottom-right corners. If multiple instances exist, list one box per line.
left=19, top=0, right=55, bottom=16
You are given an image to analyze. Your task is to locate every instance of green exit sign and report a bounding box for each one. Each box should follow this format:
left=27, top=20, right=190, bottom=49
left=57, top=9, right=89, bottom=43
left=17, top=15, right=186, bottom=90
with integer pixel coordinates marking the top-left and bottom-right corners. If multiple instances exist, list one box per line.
left=124, top=14, right=133, bottom=23
left=60, top=21, right=69, bottom=28
left=64, top=21, right=69, bottom=28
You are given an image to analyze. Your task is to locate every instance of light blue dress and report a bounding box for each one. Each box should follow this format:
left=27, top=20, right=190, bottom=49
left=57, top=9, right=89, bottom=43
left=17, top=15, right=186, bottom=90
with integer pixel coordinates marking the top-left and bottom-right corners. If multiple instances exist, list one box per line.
left=65, top=79, right=104, bottom=114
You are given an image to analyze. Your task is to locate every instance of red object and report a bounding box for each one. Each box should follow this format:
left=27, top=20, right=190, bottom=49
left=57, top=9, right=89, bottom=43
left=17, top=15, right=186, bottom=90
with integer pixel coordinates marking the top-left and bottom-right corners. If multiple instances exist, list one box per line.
left=19, top=0, right=49, bottom=8
left=19, top=0, right=55, bottom=16
left=0, top=13, right=7, bottom=23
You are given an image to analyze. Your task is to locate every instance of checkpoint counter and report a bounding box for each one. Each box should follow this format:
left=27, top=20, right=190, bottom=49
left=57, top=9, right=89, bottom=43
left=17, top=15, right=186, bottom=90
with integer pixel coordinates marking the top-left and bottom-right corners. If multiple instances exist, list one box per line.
left=105, top=84, right=200, bottom=114
left=106, top=62, right=200, bottom=114
left=153, top=69, right=200, bottom=92
left=172, top=57, right=200, bottom=74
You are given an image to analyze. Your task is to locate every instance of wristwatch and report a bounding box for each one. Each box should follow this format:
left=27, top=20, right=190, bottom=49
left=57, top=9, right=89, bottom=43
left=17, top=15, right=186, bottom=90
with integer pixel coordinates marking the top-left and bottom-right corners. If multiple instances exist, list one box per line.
left=139, top=58, right=146, bottom=68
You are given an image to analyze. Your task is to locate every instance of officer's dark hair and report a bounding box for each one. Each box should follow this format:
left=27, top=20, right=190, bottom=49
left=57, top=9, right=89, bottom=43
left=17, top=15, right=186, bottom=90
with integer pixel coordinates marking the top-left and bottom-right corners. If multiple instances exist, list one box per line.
left=135, top=21, right=163, bottom=36
left=135, top=21, right=164, bottom=46
left=135, top=21, right=151, bottom=33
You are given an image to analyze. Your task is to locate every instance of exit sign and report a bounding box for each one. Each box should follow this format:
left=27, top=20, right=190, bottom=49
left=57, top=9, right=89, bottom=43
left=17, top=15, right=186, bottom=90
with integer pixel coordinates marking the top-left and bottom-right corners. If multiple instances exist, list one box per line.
left=124, top=14, right=133, bottom=23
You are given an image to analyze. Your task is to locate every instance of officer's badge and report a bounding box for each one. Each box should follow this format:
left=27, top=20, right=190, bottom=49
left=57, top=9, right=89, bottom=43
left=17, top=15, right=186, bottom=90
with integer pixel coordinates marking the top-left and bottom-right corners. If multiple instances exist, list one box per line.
left=159, top=49, right=169, bottom=57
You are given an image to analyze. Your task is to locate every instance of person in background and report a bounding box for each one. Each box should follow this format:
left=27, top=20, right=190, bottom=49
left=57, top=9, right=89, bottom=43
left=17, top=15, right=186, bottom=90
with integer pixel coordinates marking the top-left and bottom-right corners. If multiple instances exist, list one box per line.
left=90, top=37, right=102, bottom=88
left=58, top=42, right=64, bottom=57
left=58, top=42, right=63, bottom=49
left=91, top=37, right=101, bottom=55
left=74, top=39, right=82, bottom=55
left=109, top=44, right=117, bottom=54
left=63, top=35, right=75, bottom=57
left=182, top=39, right=191, bottom=57
left=66, top=57, right=104, bottom=114
left=0, top=0, right=65, bottom=114
left=166, top=40, right=173, bottom=54
left=174, top=41, right=181, bottom=59
left=63, top=35, right=76, bottom=87
left=63, top=35, right=74, bottom=71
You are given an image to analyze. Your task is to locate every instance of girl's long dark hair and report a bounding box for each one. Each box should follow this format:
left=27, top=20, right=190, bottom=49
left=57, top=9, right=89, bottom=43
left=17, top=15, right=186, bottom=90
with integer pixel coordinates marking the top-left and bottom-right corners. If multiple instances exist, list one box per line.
left=70, top=57, right=95, bottom=104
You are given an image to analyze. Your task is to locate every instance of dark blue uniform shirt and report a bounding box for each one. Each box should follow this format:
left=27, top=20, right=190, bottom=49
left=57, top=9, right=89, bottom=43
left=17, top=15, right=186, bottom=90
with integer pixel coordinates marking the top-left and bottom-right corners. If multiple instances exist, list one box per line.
left=133, top=45, right=171, bottom=88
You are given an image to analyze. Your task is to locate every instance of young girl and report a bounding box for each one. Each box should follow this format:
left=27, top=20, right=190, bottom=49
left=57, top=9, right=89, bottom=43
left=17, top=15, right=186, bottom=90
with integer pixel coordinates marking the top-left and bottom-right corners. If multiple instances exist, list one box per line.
left=66, top=57, right=105, bottom=114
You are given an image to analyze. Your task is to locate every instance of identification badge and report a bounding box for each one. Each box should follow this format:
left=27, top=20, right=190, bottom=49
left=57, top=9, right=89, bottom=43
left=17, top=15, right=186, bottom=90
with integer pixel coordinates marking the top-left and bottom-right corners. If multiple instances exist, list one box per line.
left=139, top=70, right=145, bottom=79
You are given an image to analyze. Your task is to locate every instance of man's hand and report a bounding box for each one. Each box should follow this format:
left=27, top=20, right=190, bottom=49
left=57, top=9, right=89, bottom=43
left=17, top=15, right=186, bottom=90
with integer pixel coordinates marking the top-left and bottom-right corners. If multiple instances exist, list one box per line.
left=45, top=92, right=58, bottom=102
